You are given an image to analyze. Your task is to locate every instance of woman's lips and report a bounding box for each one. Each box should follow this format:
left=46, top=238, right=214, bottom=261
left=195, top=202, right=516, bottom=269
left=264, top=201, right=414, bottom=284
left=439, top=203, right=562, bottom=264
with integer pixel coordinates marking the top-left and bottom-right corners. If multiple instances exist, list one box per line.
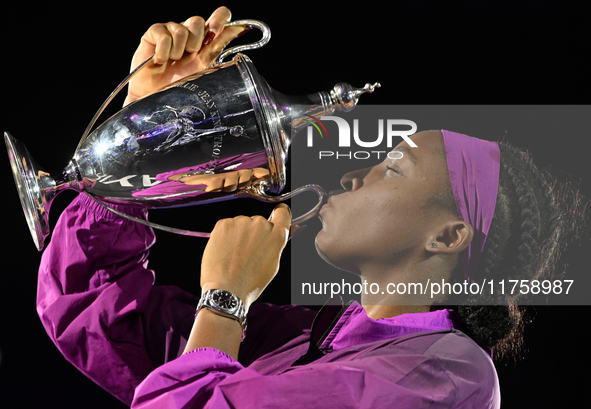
left=320, top=196, right=334, bottom=213
left=319, top=189, right=344, bottom=219
left=319, top=196, right=336, bottom=220
left=318, top=204, right=328, bottom=221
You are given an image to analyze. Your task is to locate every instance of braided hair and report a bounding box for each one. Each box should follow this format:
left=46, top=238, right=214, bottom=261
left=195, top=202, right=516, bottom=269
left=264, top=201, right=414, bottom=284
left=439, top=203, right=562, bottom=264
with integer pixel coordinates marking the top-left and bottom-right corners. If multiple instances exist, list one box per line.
left=453, top=141, right=586, bottom=360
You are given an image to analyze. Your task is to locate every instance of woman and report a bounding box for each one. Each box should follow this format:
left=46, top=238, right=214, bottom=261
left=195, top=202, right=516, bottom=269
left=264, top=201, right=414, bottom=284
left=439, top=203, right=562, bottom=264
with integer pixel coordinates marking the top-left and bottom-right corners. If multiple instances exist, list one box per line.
left=34, top=7, right=583, bottom=409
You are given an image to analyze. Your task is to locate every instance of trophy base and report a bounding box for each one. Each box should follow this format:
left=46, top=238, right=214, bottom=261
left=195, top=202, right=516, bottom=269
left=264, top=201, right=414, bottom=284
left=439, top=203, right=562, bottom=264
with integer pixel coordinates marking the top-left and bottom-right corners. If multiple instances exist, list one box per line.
left=4, top=132, right=52, bottom=251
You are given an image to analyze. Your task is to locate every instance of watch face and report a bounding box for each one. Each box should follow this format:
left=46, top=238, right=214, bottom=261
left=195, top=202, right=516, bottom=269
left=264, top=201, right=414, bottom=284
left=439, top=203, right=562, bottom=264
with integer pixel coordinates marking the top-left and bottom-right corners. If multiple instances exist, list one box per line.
left=211, top=290, right=238, bottom=310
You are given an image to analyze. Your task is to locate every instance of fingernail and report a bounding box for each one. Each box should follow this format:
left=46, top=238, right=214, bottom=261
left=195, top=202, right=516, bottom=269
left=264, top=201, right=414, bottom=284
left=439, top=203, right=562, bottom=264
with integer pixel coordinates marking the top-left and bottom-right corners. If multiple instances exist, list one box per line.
left=203, top=31, right=215, bottom=46
left=268, top=209, right=275, bottom=221
left=237, top=26, right=252, bottom=37
left=278, top=203, right=291, bottom=219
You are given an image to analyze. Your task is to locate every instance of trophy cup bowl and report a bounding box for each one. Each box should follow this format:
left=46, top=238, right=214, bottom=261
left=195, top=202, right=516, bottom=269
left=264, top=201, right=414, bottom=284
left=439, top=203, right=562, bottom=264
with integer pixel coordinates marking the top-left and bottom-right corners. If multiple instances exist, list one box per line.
left=5, top=20, right=380, bottom=251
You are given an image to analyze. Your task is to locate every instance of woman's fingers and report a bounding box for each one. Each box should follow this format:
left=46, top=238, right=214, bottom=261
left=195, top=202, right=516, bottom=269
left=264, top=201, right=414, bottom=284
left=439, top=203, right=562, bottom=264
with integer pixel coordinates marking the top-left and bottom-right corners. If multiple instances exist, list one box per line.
left=269, top=203, right=292, bottom=238
left=142, top=5, right=231, bottom=66
left=148, top=21, right=199, bottom=66
left=182, top=16, right=206, bottom=53
left=140, top=23, right=169, bottom=66
left=198, top=24, right=247, bottom=67
left=204, top=6, right=232, bottom=40
left=165, top=22, right=191, bottom=61
left=125, top=7, right=244, bottom=105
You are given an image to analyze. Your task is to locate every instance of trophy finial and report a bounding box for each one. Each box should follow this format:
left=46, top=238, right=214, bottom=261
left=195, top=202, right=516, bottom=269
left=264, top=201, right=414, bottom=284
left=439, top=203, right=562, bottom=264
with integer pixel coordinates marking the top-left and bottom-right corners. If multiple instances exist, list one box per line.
left=282, top=81, right=381, bottom=141
left=330, top=82, right=381, bottom=112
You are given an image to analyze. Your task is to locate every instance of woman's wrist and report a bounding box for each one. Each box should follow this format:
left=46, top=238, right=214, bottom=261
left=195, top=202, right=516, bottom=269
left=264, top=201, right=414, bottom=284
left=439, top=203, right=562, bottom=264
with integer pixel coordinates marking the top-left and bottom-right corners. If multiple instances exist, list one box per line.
left=183, top=308, right=243, bottom=359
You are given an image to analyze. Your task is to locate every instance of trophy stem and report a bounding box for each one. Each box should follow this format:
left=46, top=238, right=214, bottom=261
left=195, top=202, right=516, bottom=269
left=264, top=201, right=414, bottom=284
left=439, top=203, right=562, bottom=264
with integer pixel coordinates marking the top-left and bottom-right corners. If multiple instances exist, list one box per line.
left=4, top=132, right=80, bottom=251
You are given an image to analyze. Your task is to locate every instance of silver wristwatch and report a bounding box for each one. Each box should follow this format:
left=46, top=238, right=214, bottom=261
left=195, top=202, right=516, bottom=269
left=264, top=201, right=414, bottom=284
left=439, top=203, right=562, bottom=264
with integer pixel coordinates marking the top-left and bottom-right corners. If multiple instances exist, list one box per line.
left=196, top=289, right=247, bottom=341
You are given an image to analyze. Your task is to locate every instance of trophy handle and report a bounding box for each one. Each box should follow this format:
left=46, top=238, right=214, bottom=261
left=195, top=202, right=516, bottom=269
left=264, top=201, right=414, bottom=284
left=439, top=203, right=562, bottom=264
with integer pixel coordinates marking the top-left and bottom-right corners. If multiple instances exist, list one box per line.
left=237, top=182, right=327, bottom=226
left=83, top=181, right=325, bottom=239
left=214, top=20, right=271, bottom=64
left=76, top=53, right=153, bottom=151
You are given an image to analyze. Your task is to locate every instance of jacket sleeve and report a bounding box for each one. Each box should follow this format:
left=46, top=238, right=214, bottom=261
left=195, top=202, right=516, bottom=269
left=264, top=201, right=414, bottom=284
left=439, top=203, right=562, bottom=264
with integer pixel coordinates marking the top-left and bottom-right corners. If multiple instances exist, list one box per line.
left=130, top=340, right=499, bottom=409
left=35, top=194, right=317, bottom=406
left=36, top=193, right=198, bottom=405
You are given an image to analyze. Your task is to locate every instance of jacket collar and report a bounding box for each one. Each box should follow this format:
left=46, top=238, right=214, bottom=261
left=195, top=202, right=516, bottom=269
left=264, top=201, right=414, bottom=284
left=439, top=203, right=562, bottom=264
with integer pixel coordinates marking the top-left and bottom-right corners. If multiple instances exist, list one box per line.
left=292, top=298, right=458, bottom=366
left=320, top=301, right=458, bottom=351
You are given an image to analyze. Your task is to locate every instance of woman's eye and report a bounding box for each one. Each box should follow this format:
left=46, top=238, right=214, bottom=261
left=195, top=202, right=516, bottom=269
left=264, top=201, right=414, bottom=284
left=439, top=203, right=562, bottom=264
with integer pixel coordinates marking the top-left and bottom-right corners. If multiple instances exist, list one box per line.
left=386, top=166, right=399, bottom=174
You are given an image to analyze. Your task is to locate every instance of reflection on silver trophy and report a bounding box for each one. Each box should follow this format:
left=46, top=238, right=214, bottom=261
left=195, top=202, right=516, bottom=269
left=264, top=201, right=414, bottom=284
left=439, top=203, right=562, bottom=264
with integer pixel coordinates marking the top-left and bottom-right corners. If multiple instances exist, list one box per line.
left=5, top=20, right=380, bottom=251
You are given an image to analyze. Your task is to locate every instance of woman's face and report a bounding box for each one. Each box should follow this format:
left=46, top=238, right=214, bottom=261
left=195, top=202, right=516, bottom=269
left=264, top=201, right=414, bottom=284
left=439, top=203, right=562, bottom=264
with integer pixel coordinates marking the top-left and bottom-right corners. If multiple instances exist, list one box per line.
left=315, top=130, right=456, bottom=274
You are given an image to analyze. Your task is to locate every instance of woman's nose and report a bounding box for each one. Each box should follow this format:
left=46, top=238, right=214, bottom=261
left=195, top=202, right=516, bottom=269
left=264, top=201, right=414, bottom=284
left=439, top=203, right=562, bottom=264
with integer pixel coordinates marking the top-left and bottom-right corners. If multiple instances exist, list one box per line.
left=340, top=167, right=371, bottom=191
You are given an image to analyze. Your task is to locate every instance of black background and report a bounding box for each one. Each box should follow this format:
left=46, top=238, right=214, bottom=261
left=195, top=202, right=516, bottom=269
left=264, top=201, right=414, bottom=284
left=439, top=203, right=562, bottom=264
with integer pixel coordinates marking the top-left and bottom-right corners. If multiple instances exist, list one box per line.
left=1, top=1, right=589, bottom=407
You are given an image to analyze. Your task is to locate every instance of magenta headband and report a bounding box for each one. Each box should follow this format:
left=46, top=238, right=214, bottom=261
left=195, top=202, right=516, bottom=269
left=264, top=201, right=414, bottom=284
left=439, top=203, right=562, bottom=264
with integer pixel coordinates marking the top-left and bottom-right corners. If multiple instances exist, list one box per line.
left=441, top=130, right=501, bottom=282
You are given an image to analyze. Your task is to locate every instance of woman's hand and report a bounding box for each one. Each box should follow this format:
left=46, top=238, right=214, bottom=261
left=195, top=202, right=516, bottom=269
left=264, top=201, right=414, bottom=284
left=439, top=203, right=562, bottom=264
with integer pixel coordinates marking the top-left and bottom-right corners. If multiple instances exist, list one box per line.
left=183, top=204, right=290, bottom=359
left=124, top=6, right=246, bottom=106
left=200, top=203, right=292, bottom=308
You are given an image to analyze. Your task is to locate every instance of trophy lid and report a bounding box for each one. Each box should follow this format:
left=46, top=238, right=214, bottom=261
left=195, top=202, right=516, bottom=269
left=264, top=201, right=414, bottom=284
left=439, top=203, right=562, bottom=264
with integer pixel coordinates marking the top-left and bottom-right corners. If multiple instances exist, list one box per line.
left=234, top=53, right=380, bottom=194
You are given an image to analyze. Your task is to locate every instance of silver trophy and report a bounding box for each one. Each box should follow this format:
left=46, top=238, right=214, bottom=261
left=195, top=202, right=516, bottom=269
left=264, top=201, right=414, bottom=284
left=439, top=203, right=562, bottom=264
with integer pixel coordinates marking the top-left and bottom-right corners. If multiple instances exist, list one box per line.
left=5, top=20, right=380, bottom=251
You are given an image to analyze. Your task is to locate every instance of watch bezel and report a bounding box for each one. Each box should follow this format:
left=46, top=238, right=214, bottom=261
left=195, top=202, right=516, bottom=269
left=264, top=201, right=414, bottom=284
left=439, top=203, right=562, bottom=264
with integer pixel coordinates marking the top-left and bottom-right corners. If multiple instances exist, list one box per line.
left=197, top=289, right=248, bottom=332
left=209, top=289, right=240, bottom=313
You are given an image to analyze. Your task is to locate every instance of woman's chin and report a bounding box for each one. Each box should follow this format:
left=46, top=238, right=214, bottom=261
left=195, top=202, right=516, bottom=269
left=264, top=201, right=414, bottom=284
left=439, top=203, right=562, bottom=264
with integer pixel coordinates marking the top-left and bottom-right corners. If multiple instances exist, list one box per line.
left=314, top=235, right=359, bottom=275
left=314, top=235, right=331, bottom=264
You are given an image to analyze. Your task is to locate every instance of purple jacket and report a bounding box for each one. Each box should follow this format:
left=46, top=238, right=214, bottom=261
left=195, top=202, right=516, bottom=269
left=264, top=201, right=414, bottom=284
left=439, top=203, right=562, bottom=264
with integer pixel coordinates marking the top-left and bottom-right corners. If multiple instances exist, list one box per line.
left=37, top=194, right=500, bottom=408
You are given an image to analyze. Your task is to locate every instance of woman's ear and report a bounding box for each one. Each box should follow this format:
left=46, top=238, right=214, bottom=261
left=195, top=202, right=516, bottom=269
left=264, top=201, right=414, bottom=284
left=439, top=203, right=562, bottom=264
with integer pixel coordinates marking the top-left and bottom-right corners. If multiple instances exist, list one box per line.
left=426, top=221, right=474, bottom=254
